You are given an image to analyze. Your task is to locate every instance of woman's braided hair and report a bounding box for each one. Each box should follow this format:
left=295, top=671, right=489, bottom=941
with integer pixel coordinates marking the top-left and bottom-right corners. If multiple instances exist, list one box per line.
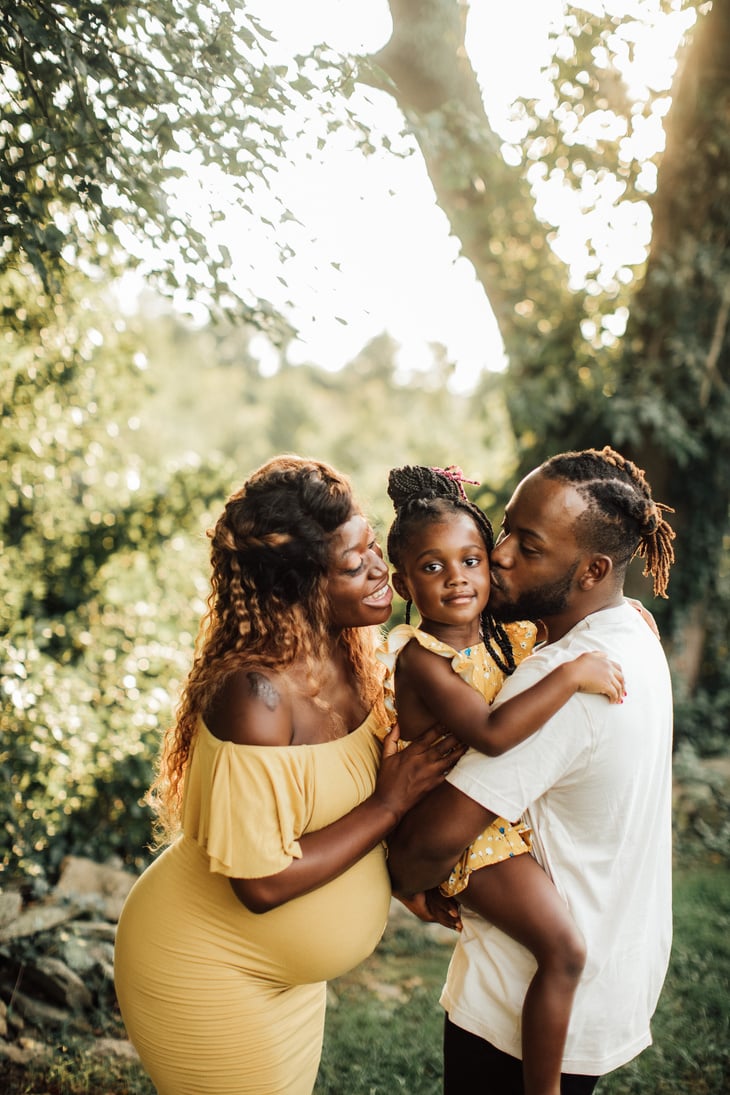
left=149, top=455, right=386, bottom=840
left=386, top=464, right=517, bottom=675
left=542, top=446, right=676, bottom=598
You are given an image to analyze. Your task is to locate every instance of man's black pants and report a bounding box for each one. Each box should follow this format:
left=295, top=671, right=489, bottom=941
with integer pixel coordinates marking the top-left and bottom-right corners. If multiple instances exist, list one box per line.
left=443, top=1016, right=600, bottom=1094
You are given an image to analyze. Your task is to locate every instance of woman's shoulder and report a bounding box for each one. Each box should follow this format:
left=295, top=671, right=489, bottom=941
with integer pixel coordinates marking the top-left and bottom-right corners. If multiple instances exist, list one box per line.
left=203, top=666, right=294, bottom=747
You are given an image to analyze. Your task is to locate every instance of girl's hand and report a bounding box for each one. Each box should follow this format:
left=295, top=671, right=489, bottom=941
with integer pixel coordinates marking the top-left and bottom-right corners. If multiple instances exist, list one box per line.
left=572, top=651, right=625, bottom=704
left=375, top=723, right=467, bottom=823
left=398, top=888, right=463, bottom=932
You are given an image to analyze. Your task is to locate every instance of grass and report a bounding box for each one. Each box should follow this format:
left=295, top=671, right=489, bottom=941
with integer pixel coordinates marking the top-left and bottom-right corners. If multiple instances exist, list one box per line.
left=4, top=864, right=728, bottom=1094
left=315, top=917, right=450, bottom=1094
left=597, top=865, right=730, bottom=1095
left=316, top=864, right=730, bottom=1094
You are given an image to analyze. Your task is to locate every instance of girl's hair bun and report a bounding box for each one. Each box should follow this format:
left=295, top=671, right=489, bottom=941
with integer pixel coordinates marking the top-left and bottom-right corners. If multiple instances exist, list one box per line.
left=387, top=465, right=478, bottom=510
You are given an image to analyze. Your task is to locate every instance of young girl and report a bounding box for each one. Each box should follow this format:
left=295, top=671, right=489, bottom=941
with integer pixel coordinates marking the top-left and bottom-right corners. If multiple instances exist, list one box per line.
left=378, top=463, right=625, bottom=1095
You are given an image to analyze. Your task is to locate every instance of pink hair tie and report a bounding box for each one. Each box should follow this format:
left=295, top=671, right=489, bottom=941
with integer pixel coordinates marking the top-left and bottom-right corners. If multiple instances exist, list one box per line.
left=431, top=465, right=480, bottom=501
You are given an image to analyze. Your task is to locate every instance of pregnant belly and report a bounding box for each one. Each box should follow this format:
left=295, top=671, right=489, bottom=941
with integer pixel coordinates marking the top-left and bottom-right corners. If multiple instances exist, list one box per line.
left=249, top=848, right=392, bottom=984
left=122, top=839, right=392, bottom=990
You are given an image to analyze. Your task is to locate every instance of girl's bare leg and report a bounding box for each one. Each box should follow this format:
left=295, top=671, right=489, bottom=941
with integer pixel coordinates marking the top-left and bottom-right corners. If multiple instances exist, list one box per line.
left=459, top=853, right=586, bottom=1095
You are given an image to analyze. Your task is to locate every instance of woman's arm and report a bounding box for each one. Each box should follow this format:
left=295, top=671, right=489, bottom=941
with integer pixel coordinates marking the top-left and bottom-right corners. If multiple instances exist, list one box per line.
left=231, top=724, right=465, bottom=912
left=207, top=669, right=464, bottom=912
left=397, top=643, right=624, bottom=757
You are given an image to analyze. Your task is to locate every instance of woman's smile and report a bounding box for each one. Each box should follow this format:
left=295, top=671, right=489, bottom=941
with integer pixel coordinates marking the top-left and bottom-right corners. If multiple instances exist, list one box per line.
left=364, top=580, right=393, bottom=607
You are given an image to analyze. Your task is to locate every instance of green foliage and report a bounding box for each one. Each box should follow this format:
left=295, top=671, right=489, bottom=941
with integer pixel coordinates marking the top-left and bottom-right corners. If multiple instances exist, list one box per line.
left=497, top=3, right=730, bottom=695
left=4, top=0, right=728, bottom=890
left=671, top=531, right=730, bottom=754
left=0, top=266, right=514, bottom=883
left=318, top=919, right=451, bottom=1094
left=0, top=0, right=352, bottom=335
left=0, top=269, right=233, bottom=881
left=497, top=2, right=679, bottom=453
left=673, top=743, right=730, bottom=864
left=130, top=310, right=517, bottom=537
left=372, top=0, right=729, bottom=731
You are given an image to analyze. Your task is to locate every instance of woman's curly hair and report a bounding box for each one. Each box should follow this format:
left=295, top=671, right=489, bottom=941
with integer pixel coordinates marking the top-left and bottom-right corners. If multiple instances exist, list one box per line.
left=149, top=455, right=386, bottom=840
left=386, top=464, right=517, bottom=675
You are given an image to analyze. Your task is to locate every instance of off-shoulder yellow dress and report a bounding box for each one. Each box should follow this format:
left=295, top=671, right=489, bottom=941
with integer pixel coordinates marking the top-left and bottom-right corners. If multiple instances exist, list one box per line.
left=114, top=709, right=391, bottom=1095
left=377, top=622, right=536, bottom=895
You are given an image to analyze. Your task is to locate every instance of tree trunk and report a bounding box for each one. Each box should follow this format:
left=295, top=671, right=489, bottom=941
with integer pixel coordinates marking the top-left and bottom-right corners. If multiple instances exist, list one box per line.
left=618, top=0, right=730, bottom=686
left=367, top=0, right=730, bottom=694
left=366, top=0, right=569, bottom=350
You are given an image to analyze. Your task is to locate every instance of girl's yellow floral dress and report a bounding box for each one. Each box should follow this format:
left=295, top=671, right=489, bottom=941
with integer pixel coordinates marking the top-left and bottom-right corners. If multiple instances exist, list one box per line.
left=377, top=621, right=536, bottom=895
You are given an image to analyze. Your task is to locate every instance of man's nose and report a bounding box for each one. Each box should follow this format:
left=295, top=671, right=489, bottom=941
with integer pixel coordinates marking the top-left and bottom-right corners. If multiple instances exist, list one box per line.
left=491, top=537, right=511, bottom=569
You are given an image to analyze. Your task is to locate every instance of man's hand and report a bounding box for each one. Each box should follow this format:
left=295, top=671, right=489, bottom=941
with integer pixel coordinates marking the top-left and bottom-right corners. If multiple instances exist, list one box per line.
left=397, top=888, right=463, bottom=932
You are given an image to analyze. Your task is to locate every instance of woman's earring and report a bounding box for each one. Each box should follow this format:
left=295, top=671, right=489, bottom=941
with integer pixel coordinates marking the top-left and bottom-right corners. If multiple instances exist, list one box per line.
left=405, top=599, right=412, bottom=625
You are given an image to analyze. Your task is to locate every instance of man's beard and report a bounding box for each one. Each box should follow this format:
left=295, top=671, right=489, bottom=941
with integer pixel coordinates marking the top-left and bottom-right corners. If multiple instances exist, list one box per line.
left=490, top=562, right=579, bottom=624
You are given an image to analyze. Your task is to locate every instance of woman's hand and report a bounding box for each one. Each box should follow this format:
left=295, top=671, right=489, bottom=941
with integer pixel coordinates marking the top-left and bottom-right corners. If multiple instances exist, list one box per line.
left=374, top=723, right=466, bottom=824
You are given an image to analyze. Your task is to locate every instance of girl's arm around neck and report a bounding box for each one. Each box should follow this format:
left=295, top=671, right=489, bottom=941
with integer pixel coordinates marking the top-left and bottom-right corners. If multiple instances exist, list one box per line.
left=395, top=643, right=624, bottom=757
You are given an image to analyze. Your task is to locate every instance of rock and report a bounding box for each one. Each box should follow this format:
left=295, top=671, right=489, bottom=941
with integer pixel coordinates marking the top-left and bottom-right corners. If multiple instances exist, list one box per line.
left=85, top=1036, right=140, bottom=1062
left=6, top=987, right=73, bottom=1029
left=0, top=902, right=79, bottom=944
left=58, top=934, right=115, bottom=982
left=70, top=919, right=117, bottom=942
left=0, top=858, right=144, bottom=1067
left=0, top=891, right=23, bottom=931
left=54, top=856, right=136, bottom=922
left=32, top=956, right=94, bottom=1012
left=5, top=1003, right=24, bottom=1033
left=0, top=954, right=94, bottom=1014
left=0, top=1034, right=50, bottom=1064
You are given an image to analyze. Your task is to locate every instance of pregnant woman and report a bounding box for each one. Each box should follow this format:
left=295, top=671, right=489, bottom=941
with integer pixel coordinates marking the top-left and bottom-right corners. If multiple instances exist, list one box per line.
left=114, top=455, right=460, bottom=1095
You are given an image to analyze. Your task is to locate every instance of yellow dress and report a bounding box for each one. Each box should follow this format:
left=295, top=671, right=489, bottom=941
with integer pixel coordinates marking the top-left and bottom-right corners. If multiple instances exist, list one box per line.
left=114, top=709, right=391, bottom=1095
left=377, top=622, right=536, bottom=896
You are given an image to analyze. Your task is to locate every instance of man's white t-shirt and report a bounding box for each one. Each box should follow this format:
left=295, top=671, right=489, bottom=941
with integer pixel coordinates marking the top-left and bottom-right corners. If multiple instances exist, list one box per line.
left=441, top=602, right=673, bottom=1076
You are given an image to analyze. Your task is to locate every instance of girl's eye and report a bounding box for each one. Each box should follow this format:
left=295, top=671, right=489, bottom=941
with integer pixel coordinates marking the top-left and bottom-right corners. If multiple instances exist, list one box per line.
left=464, top=556, right=482, bottom=567
left=423, top=562, right=442, bottom=574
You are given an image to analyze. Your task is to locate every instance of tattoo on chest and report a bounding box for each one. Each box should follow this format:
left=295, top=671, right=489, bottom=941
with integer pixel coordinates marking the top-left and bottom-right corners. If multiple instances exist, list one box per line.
left=247, top=672, right=280, bottom=711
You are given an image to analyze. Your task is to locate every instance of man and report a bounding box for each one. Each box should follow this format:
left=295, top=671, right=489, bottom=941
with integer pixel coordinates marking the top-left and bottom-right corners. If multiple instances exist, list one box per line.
left=387, top=446, right=676, bottom=1093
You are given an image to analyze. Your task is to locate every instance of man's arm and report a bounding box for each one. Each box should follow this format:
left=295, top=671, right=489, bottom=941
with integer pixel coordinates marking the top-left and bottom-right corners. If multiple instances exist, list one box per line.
left=387, top=780, right=496, bottom=896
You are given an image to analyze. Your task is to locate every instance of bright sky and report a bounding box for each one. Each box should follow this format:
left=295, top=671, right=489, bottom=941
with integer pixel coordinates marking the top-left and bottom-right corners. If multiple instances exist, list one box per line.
left=151, top=0, right=695, bottom=393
